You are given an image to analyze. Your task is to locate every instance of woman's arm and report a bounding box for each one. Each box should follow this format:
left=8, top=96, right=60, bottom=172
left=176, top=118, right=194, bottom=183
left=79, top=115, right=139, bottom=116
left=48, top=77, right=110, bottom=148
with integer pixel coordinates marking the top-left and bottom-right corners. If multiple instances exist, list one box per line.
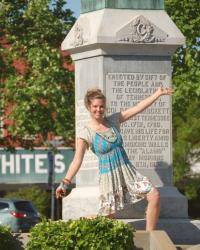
left=63, top=138, right=88, bottom=181
left=119, top=87, right=173, bottom=123
left=56, top=138, right=88, bottom=198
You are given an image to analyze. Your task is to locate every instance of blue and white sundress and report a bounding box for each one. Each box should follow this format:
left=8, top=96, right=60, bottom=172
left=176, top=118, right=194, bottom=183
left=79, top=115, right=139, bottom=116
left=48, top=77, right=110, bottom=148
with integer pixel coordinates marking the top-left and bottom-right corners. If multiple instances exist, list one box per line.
left=78, top=113, right=153, bottom=216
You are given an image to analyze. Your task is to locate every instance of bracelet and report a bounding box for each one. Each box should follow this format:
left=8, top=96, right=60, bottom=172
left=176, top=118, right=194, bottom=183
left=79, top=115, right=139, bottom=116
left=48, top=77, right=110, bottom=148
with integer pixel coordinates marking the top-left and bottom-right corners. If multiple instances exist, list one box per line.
left=63, top=178, right=71, bottom=184
left=58, top=180, right=71, bottom=191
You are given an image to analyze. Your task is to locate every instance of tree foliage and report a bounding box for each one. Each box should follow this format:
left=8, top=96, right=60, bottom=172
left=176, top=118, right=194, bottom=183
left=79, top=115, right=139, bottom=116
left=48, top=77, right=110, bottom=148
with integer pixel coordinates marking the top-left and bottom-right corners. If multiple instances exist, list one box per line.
left=165, top=0, right=200, bottom=106
left=165, top=0, right=200, bottom=198
left=0, top=0, right=76, bottom=147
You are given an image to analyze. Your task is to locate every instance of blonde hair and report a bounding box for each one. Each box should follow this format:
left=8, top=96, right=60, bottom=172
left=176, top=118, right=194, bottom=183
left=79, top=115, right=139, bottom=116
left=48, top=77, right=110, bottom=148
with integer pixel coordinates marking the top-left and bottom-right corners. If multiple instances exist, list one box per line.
left=84, top=88, right=106, bottom=110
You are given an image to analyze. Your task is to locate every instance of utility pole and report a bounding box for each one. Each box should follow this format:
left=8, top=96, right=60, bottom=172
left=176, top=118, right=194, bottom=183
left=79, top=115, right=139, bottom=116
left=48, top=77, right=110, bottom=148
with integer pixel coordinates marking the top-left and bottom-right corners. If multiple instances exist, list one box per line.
left=48, top=151, right=55, bottom=220
left=47, top=138, right=64, bottom=220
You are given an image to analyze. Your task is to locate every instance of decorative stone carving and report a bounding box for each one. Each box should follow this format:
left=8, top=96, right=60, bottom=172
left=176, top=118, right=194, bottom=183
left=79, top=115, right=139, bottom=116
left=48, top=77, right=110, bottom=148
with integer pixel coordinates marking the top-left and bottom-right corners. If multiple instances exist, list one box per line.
left=117, top=15, right=168, bottom=43
left=72, top=22, right=89, bottom=47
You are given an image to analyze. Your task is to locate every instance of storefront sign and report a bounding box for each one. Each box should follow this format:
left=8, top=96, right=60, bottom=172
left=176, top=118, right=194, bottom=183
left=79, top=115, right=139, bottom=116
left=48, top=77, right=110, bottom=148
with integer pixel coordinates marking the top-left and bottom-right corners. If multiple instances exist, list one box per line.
left=0, top=148, right=74, bottom=184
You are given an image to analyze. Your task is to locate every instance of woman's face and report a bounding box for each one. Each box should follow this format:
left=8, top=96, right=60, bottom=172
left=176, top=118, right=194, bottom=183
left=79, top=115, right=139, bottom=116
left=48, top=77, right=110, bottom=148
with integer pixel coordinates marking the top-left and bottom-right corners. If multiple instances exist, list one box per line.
left=88, top=98, right=106, bottom=120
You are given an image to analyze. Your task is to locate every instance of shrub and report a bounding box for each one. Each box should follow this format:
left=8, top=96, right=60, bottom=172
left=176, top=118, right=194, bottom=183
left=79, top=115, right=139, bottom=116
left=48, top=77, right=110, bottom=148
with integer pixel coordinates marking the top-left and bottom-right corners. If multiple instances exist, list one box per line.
left=0, top=225, right=15, bottom=250
left=26, top=217, right=135, bottom=250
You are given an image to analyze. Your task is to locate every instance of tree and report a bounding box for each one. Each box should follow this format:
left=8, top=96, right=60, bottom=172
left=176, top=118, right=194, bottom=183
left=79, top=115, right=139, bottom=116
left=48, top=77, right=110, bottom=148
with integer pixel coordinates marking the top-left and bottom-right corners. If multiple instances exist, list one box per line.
left=0, top=0, right=76, bottom=147
left=165, top=0, right=200, bottom=108
left=165, top=0, right=200, bottom=199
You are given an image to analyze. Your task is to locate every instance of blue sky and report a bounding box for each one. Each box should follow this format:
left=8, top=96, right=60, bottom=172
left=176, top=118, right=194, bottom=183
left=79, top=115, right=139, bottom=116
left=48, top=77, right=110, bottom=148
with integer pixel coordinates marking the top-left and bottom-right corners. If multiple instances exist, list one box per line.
left=66, top=0, right=81, bottom=17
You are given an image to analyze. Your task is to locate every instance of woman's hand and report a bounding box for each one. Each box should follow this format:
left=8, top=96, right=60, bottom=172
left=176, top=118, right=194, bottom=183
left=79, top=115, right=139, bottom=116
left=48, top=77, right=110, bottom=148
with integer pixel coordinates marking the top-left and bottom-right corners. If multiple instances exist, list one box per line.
left=55, top=186, right=65, bottom=199
left=119, top=86, right=174, bottom=123
left=156, top=86, right=174, bottom=96
left=55, top=181, right=71, bottom=199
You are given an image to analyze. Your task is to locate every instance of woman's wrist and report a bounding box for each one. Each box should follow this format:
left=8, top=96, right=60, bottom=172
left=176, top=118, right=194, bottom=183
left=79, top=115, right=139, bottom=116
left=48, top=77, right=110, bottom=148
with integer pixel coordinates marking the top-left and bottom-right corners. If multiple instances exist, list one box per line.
left=62, top=178, right=72, bottom=184
left=154, top=89, right=162, bottom=98
left=58, top=179, right=71, bottom=192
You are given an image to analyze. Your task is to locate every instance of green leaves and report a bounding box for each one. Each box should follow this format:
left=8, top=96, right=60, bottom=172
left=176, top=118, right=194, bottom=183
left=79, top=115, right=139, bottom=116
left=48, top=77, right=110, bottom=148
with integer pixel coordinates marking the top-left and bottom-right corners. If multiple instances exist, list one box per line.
left=165, top=0, right=200, bottom=200
left=172, top=98, right=200, bottom=200
left=0, top=225, right=16, bottom=250
left=0, top=0, right=76, bottom=146
left=26, top=217, right=136, bottom=250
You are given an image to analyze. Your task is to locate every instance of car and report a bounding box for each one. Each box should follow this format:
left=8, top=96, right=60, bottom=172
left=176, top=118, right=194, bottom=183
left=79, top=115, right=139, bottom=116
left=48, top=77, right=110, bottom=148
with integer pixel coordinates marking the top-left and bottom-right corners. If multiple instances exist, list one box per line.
left=0, top=198, right=41, bottom=233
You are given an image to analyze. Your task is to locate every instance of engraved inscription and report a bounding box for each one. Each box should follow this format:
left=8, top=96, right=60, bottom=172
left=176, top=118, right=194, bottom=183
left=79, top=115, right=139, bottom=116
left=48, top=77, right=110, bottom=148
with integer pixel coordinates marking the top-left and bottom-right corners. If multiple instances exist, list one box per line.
left=106, top=73, right=171, bottom=169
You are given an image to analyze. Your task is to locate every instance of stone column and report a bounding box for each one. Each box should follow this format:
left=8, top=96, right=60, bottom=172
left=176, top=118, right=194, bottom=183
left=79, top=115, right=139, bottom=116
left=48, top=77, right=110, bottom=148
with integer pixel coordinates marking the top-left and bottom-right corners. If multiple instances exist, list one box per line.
left=61, top=0, right=200, bottom=244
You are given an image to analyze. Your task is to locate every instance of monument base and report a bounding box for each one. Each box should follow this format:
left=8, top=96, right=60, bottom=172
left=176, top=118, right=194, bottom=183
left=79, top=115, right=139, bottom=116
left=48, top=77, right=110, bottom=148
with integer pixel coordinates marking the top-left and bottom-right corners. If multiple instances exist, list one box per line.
left=122, top=218, right=200, bottom=245
left=62, top=186, right=99, bottom=220
left=62, top=186, right=188, bottom=219
left=116, top=186, right=188, bottom=219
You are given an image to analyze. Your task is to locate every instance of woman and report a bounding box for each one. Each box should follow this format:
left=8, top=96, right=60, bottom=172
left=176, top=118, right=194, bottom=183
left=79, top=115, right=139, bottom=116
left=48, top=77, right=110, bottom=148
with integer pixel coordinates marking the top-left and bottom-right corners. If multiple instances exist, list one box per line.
left=56, top=86, right=173, bottom=231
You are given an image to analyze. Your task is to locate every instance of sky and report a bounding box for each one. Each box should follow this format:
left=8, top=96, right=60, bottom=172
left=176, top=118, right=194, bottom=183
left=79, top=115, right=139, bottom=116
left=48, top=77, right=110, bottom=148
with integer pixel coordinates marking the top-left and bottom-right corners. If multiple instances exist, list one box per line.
left=66, top=0, right=81, bottom=17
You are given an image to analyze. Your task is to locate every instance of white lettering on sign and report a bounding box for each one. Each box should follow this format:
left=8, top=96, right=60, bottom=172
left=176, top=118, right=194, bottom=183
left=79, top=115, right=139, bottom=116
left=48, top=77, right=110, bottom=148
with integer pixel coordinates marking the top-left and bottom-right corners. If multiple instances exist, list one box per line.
left=0, top=153, right=67, bottom=175
left=1, top=155, right=15, bottom=174
left=16, top=155, right=21, bottom=174
left=35, top=155, right=48, bottom=174
left=55, top=154, right=65, bottom=173
left=21, top=154, right=34, bottom=174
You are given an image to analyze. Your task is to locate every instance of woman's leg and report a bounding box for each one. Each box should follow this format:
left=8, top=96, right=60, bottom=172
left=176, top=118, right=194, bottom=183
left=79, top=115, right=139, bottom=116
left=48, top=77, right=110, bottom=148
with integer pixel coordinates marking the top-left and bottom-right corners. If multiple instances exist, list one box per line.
left=145, top=187, right=160, bottom=231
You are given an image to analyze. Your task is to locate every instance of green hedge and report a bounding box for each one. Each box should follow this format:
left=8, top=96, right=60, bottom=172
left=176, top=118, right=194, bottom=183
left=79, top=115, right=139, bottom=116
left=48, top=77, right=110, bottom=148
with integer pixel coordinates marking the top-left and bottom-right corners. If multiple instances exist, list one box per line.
left=26, top=217, right=135, bottom=250
left=0, top=226, right=15, bottom=250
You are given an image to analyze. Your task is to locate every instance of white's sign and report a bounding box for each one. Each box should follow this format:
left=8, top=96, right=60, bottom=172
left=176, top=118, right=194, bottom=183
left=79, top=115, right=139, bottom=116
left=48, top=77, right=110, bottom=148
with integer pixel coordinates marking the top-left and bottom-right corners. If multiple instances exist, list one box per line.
left=0, top=148, right=74, bottom=184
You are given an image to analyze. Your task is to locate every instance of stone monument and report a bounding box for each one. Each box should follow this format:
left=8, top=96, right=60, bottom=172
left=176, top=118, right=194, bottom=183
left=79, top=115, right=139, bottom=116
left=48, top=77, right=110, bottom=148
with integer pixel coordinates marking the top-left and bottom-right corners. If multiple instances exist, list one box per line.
left=61, top=0, right=200, bottom=244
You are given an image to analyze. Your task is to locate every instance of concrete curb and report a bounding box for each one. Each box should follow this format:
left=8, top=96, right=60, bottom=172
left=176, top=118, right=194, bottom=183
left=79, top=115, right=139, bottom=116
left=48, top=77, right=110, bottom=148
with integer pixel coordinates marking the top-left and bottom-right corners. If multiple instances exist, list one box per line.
left=12, top=231, right=200, bottom=250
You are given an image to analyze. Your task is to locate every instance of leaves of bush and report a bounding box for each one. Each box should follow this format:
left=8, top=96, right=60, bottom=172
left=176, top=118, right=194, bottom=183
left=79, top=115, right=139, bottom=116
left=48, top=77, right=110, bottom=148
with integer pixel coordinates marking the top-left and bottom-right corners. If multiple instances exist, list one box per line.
left=0, top=226, right=15, bottom=250
left=26, top=217, right=135, bottom=250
